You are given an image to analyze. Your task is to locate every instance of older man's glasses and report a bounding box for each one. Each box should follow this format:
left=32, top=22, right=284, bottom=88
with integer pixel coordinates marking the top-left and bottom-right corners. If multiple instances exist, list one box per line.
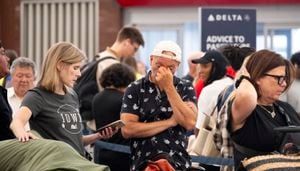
left=264, top=73, right=287, bottom=85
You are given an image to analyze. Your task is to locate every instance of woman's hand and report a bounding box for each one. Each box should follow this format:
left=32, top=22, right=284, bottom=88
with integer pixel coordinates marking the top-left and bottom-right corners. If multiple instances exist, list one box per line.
left=96, top=127, right=118, bottom=140
left=236, top=56, right=251, bottom=80
left=17, top=131, right=39, bottom=142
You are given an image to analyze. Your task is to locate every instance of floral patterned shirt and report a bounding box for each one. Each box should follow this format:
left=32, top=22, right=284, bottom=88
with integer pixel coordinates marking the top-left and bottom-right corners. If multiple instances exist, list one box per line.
left=121, top=72, right=197, bottom=170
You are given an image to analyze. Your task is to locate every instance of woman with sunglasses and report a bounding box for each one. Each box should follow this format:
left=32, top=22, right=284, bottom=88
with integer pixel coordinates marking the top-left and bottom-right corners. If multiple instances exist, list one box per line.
left=229, top=49, right=300, bottom=169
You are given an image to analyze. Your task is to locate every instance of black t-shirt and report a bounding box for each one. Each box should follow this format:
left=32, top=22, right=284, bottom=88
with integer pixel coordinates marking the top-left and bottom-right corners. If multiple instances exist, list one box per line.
left=22, top=87, right=85, bottom=156
left=230, top=100, right=300, bottom=168
left=182, top=74, right=194, bottom=83
left=0, top=86, right=15, bottom=140
left=121, top=72, right=197, bottom=170
left=93, top=88, right=128, bottom=145
left=93, top=88, right=130, bottom=171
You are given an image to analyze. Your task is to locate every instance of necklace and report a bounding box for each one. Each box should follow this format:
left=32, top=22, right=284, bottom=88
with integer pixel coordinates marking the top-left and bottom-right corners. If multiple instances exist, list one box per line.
left=259, top=105, right=276, bottom=118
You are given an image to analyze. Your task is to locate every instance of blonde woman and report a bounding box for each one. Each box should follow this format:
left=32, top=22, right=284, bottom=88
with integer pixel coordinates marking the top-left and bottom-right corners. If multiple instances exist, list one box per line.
left=10, top=42, right=115, bottom=157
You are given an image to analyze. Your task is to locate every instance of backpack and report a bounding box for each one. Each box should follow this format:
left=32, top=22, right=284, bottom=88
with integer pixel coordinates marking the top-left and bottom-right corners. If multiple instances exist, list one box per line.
left=74, top=56, right=116, bottom=121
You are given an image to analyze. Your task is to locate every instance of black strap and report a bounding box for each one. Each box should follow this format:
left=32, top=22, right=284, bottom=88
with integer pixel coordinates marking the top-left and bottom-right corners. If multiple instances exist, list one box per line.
left=275, top=102, right=294, bottom=126
left=232, top=141, right=270, bottom=157
left=81, top=56, right=116, bottom=74
left=97, top=56, right=116, bottom=63
left=217, top=84, right=235, bottom=112
left=235, top=75, right=253, bottom=88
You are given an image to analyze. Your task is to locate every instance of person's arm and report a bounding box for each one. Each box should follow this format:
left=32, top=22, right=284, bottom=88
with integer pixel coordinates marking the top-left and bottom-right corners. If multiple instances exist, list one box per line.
left=82, top=127, right=117, bottom=146
left=121, top=113, right=177, bottom=139
left=194, top=87, right=213, bottom=136
left=231, top=74, right=257, bottom=131
left=10, top=106, right=38, bottom=142
left=156, top=67, right=197, bottom=130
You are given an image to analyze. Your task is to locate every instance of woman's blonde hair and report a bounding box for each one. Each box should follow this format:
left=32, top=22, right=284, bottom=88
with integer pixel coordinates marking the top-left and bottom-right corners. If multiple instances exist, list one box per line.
left=38, top=42, right=86, bottom=92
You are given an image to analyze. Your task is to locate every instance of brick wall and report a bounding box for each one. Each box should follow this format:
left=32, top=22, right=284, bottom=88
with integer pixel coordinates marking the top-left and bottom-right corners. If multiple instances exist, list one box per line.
left=99, top=0, right=123, bottom=52
left=0, top=0, right=21, bottom=55
left=0, top=0, right=123, bottom=54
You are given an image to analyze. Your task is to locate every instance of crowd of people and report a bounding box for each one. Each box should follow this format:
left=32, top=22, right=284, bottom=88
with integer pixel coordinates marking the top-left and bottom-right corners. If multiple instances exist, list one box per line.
left=1, top=26, right=300, bottom=171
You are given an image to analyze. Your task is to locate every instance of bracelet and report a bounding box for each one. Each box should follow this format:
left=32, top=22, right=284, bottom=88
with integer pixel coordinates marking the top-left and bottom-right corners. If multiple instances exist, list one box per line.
left=235, top=75, right=253, bottom=88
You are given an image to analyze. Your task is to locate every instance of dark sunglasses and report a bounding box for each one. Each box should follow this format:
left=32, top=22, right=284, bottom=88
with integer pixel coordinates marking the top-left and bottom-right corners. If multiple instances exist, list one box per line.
left=264, top=73, right=287, bottom=85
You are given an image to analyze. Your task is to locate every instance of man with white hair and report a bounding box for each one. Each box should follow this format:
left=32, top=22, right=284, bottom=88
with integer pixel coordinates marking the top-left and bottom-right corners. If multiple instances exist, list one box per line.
left=8, top=57, right=35, bottom=131
left=121, top=40, right=197, bottom=170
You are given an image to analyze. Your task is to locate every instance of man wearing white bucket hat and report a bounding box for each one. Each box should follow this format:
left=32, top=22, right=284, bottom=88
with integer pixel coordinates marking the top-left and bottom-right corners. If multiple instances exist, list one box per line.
left=121, top=40, right=197, bottom=170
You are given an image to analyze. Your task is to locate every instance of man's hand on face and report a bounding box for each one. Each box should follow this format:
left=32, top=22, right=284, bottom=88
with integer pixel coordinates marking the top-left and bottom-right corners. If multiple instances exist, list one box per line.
left=155, top=66, right=173, bottom=91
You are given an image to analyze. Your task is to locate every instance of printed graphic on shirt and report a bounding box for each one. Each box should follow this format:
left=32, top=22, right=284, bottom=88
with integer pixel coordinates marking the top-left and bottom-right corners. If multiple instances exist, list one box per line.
left=58, top=104, right=82, bottom=134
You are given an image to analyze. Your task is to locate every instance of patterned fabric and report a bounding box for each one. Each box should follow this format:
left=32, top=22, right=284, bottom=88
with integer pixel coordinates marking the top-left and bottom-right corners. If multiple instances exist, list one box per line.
left=242, top=154, right=300, bottom=171
left=121, top=71, right=197, bottom=171
left=214, top=91, right=235, bottom=171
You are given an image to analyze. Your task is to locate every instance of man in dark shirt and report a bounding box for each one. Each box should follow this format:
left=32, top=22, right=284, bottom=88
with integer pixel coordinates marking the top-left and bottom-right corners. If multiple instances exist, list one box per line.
left=0, top=41, right=15, bottom=140
left=121, top=40, right=197, bottom=170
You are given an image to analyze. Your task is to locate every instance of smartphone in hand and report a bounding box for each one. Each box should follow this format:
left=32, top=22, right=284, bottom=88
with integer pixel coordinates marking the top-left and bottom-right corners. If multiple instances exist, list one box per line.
left=96, top=120, right=125, bottom=132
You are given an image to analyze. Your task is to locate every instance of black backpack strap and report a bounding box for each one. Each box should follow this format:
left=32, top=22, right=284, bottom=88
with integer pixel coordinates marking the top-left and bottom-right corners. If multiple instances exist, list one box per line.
left=232, top=141, right=270, bottom=157
left=97, top=56, right=116, bottom=63
left=81, top=56, right=116, bottom=74
left=217, top=84, right=235, bottom=112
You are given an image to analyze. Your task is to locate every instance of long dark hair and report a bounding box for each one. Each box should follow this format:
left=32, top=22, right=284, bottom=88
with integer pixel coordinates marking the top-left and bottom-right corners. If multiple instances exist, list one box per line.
left=205, top=55, right=229, bottom=86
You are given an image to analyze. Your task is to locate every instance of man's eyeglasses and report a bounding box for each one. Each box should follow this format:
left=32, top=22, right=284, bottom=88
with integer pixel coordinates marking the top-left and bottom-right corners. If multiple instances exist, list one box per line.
left=264, top=73, right=287, bottom=85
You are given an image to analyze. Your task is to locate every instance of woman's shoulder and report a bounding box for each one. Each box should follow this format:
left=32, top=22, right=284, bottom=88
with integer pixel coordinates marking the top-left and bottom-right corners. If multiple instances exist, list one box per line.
left=276, top=100, right=294, bottom=110
left=28, top=86, right=46, bottom=96
left=66, top=87, right=79, bottom=99
left=275, top=100, right=300, bottom=123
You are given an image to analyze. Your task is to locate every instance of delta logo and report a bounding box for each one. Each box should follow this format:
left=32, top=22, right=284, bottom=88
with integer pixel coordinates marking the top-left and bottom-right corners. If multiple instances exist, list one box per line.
left=207, top=14, right=251, bottom=22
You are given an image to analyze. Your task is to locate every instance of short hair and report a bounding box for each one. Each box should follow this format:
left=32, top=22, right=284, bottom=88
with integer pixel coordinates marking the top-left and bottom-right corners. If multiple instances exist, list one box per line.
left=100, top=63, right=135, bottom=89
left=116, top=27, right=144, bottom=47
left=10, top=57, right=36, bottom=76
left=246, top=49, right=295, bottom=96
left=290, top=52, right=300, bottom=66
left=38, top=42, right=86, bottom=92
left=221, top=45, right=256, bottom=71
left=5, top=49, right=18, bottom=66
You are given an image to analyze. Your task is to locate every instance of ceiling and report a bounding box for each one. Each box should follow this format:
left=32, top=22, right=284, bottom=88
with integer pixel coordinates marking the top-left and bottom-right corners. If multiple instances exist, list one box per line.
left=117, top=0, right=300, bottom=7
